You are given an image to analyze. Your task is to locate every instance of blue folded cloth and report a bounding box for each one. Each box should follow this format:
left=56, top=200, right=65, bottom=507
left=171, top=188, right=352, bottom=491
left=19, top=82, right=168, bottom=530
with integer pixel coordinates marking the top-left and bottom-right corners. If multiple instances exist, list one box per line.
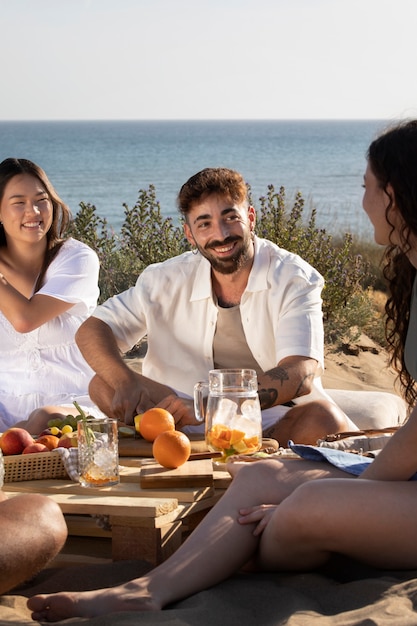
left=289, top=442, right=417, bottom=480
left=289, top=442, right=372, bottom=476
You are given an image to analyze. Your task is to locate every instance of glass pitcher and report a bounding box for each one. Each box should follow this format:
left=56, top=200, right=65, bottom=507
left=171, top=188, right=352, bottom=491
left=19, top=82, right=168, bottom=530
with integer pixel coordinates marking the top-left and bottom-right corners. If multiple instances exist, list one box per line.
left=194, top=368, right=262, bottom=461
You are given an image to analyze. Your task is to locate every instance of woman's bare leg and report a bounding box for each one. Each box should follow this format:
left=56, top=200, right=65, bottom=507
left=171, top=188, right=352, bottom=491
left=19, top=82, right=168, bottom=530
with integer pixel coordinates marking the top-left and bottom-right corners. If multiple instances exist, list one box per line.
left=16, top=405, right=87, bottom=434
left=27, top=458, right=347, bottom=622
left=255, top=478, right=417, bottom=571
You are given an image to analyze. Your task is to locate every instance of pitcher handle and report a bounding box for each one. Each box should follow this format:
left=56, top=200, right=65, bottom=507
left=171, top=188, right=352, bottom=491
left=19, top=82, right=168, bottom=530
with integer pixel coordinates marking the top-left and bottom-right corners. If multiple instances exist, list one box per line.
left=193, top=381, right=208, bottom=423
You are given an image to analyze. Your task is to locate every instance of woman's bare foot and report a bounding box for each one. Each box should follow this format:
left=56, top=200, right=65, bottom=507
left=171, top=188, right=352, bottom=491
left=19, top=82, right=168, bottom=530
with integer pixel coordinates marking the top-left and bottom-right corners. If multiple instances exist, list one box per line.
left=27, top=579, right=161, bottom=622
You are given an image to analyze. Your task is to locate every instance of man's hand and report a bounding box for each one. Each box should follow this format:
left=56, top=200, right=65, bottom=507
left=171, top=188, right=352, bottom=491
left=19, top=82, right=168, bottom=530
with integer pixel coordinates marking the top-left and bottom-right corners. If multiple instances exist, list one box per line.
left=110, top=372, right=154, bottom=424
left=156, top=395, right=201, bottom=430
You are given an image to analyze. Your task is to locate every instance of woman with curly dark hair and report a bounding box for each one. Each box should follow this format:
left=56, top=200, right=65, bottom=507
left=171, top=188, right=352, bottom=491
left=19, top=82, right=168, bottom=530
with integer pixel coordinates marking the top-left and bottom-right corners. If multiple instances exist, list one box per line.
left=364, top=120, right=417, bottom=408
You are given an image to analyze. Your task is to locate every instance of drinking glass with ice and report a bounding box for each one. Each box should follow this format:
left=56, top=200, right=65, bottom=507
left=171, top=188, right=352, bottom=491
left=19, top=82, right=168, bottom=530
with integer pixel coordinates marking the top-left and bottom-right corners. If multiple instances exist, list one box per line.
left=78, top=418, right=120, bottom=487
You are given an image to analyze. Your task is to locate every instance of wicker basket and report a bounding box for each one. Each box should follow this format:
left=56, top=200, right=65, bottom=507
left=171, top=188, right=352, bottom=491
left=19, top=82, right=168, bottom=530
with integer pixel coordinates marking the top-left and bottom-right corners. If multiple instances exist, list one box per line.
left=3, top=451, right=68, bottom=483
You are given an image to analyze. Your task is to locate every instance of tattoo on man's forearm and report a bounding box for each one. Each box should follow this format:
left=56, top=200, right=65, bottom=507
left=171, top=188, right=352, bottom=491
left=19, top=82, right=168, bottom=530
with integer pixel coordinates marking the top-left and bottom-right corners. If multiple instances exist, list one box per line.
left=258, top=388, right=278, bottom=410
left=258, top=366, right=289, bottom=408
left=266, top=366, right=290, bottom=385
left=258, top=370, right=316, bottom=409
left=294, top=373, right=315, bottom=397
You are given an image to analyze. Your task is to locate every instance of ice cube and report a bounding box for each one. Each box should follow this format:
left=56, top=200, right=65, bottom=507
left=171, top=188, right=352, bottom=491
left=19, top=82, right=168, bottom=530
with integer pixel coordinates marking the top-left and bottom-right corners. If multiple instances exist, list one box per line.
left=213, top=398, right=238, bottom=426
left=235, top=416, right=259, bottom=436
left=240, top=399, right=262, bottom=422
left=94, top=446, right=116, bottom=469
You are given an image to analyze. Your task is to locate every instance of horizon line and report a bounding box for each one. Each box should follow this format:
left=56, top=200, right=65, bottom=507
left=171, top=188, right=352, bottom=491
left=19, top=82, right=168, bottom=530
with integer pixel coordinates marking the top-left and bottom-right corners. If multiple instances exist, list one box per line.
left=0, top=117, right=395, bottom=123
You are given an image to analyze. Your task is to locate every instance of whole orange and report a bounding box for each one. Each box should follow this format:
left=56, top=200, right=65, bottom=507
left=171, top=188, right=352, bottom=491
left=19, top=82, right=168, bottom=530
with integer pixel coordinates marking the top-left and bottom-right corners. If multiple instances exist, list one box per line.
left=152, top=431, right=191, bottom=469
left=135, top=407, right=175, bottom=442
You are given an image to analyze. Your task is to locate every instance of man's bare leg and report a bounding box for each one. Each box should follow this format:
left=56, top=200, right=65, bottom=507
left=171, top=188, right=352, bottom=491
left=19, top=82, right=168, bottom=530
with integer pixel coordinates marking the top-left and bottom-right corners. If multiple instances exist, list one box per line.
left=265, top=399, right=356, bottom=446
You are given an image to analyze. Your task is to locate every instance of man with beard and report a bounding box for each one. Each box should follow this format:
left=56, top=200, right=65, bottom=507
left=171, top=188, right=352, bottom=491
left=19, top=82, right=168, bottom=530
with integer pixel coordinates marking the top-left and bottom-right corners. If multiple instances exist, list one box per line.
left=75, top=168, right=355, bottom=444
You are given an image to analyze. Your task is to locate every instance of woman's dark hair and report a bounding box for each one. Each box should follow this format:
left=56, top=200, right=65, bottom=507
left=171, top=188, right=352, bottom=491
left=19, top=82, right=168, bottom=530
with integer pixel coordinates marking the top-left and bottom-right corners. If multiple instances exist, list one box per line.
left=0, top=158, right=72, bottom=290
left=367, top=120, right=417, bottom=406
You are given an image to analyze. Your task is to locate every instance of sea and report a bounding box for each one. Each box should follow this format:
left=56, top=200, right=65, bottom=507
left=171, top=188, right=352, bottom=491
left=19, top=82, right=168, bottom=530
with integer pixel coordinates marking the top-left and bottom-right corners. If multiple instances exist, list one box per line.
left=0, top=119, right=393, bottom=240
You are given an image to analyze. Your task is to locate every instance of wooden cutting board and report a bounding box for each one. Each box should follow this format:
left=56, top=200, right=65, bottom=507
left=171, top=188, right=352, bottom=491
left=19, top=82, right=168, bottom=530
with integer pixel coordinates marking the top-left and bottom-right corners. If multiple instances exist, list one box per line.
left=118, top=435, right=209, bottom=457
left=140, top=458, right=214, bottom=489
left=118, top=436, right=279, bottom=458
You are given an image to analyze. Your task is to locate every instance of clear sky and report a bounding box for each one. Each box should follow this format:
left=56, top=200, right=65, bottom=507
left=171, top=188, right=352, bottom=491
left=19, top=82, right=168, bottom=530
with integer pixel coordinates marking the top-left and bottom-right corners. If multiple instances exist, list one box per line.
left=2, top=0, right=417, bottom=121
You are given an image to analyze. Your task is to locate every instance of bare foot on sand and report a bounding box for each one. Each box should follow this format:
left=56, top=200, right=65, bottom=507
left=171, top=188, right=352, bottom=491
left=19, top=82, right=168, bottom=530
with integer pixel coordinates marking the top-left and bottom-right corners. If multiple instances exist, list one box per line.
left=27, top=579, right=161, bottom=622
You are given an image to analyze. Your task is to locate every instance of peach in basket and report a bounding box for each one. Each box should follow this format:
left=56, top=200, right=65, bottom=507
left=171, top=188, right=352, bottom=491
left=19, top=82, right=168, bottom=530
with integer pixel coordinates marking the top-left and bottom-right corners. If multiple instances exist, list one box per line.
left=0, top=427, right=34, bottom=456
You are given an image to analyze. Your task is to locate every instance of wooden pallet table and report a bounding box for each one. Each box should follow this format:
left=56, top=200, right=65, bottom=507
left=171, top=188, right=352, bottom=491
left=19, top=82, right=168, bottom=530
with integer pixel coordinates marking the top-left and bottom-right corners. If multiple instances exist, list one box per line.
left=3, top=458, right=231, bottom=566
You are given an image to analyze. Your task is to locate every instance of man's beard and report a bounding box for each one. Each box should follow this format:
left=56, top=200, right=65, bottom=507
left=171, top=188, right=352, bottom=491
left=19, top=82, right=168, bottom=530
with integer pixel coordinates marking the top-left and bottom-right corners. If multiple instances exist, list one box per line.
left=196, top=233, right=254, bottom=275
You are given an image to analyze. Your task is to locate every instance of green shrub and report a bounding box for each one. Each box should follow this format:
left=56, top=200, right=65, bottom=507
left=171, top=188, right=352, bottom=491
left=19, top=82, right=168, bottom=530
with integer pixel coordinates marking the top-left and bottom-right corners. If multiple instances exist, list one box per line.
left=68, top=187, right=188, bottom=303
left=324, top=291, right=375, bottom=346
left=67, top=202, right=122, bottom=302
left=346, top=237, right=385, bottom=292
left=120, top=185, right=187, bottom=267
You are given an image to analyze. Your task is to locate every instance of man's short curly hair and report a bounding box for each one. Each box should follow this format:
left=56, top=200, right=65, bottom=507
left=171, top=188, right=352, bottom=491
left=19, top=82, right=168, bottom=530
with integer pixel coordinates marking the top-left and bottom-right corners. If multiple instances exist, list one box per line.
left=177, top=167, right=248, bottom=217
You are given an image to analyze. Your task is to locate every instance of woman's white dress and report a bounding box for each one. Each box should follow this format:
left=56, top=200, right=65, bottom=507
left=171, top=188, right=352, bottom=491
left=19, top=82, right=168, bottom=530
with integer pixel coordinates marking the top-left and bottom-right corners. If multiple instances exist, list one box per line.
left=0, top=238, right=100, bottom=430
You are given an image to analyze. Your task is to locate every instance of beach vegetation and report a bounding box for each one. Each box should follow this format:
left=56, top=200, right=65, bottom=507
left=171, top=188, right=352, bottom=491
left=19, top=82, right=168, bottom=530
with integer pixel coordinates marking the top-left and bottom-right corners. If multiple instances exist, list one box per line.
left=68, top=183, right=385, bottom=347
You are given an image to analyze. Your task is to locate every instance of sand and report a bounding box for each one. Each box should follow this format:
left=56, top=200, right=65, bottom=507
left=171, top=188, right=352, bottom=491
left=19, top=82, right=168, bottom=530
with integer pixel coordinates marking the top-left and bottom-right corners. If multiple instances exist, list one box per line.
left=322, top=334, right=399, bottom=394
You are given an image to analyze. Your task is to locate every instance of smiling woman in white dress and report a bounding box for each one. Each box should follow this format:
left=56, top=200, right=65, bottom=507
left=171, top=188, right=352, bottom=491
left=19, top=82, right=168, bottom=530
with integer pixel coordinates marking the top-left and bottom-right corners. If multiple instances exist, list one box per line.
left=0, top=158, right=101, bottom=434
